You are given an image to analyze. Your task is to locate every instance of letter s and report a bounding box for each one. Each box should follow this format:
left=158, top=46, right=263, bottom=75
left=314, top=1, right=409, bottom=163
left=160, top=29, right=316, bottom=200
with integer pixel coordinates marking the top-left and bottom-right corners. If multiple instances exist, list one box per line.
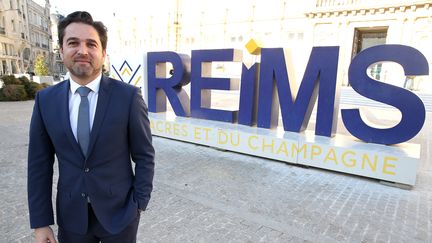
left=342, top=45, right=429, bottom=145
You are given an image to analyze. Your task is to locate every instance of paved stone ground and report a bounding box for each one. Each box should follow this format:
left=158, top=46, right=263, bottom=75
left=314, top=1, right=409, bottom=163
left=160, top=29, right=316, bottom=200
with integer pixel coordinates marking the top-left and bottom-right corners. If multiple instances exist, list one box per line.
left=1, top=101, right=431, bottom=243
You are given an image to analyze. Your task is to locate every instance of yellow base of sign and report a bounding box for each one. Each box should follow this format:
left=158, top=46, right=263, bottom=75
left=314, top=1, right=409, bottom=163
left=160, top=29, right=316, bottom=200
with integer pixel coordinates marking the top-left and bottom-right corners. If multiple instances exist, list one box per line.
left=149, top=112, right=420, bottom=186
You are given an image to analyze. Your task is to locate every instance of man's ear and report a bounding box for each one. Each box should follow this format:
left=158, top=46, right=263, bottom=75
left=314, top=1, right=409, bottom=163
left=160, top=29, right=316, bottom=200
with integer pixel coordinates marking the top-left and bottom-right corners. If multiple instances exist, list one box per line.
left=59, top=48, right=64, bottom=60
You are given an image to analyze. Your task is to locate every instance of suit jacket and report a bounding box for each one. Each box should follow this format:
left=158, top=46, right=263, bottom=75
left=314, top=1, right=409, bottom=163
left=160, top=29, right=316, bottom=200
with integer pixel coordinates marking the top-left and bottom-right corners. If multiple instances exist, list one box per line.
left=27, top=76, right=155, bottom=234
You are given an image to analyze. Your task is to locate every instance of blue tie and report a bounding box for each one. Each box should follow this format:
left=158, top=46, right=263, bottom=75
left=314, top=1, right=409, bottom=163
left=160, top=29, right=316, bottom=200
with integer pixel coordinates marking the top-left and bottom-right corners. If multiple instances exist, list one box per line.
left=76, top=87, right=91, bottom=156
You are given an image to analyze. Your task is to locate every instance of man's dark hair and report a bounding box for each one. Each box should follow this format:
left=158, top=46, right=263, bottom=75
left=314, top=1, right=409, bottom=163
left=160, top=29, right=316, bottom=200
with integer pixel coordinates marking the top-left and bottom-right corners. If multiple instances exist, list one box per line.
left=58, top=11, right=108, bottom=50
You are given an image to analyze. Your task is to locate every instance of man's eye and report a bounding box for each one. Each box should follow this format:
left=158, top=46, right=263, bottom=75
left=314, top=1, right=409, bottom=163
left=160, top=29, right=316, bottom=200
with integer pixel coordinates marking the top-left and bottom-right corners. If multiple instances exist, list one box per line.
left=68, top=41, right=78, bottom=46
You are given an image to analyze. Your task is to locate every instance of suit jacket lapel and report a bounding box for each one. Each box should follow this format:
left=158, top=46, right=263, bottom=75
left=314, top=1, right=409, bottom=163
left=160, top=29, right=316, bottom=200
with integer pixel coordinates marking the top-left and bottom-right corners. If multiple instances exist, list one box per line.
left=87, top=76, right=113, bottom=158
left=60, top=80, right=85, bottom=158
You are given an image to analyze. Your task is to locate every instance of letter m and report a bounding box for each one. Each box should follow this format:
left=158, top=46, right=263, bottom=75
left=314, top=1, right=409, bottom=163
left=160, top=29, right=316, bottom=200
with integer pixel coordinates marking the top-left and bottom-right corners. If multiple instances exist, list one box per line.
left=257, top=47, right=340, bottom=137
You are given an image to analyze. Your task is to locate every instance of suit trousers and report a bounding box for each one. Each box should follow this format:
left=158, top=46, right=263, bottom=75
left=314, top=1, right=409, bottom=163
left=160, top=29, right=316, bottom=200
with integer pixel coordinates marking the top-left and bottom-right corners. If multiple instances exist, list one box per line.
left=58, top=204, right=140, bottom=243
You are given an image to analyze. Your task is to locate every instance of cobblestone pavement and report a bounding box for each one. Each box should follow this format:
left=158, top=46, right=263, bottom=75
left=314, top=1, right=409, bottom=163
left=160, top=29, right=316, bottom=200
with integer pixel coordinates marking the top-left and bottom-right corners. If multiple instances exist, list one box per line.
left=1, top=101, right=431, bottom=243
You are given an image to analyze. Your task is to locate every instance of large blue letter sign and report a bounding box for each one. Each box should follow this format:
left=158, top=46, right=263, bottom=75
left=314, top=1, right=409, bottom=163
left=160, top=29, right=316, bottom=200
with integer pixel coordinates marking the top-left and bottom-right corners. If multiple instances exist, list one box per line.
left=147, top=44, right=429, bottom=146
left=257, top=47, right=340, bottom=136
left=191, top=49, right=242, bottom=122
left=238, top=63, right=260, bottom=126
left=147, top=52, right=191, bottom=116
left=256, top=48, right=286, bottom=129
left=342, top=45, right=429, bottom=145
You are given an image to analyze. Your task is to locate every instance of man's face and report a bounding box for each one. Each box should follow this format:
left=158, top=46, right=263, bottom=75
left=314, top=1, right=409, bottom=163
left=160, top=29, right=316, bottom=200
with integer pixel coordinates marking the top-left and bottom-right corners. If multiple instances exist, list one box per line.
left=60, top=22, right=106, bottom=84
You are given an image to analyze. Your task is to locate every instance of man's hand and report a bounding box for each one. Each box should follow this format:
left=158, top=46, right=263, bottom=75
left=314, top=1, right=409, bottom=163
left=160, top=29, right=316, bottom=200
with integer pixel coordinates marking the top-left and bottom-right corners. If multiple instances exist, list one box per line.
left=34, top=226, right=56, bottom=243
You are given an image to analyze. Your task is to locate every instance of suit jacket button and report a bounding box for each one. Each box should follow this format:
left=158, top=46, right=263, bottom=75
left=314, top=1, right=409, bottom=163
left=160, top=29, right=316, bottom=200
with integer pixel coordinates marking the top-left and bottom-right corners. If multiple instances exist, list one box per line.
left=84, top=168, right=90, bottom=173
left=81, top=193, right=86, bottom=198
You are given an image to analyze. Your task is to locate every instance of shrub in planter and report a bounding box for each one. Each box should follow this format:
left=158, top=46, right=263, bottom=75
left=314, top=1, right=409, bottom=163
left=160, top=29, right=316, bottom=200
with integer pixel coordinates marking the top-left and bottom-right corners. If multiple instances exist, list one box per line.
left=24, top=81, right=44, bottom=99
left=0, top=75, right=48, bottom=101
left=16, top=76, right=44, bottom=99
left=18, top=76, right=31, bottom=83
left=1, top=75, right=22, bottom=85
left=0, top=85, right=28, bottom=101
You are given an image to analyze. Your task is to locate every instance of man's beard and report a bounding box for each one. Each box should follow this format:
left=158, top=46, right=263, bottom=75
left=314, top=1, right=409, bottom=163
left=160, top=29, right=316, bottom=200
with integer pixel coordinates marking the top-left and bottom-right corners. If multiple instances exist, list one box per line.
left=69, top=64, right=101, bottom=79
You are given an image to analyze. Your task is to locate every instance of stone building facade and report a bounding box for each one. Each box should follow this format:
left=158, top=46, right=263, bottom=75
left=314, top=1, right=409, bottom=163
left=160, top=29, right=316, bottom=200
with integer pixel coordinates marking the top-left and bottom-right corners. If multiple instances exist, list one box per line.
left=0, top=0, right=52, bottom=75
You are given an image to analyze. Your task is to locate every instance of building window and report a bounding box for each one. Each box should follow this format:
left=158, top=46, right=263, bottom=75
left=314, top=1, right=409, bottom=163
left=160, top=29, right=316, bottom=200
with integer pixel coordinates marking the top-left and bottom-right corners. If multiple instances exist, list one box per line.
left=288, top=32, right=295, bottom=40
left=2, top=43, right=7, bottom=55
left=352, top=27, right=388, bottom=81
left=297, top=32, right=304, bottom=40
left=2, top=60, right=7, bottom=74
left=0, top=17, right=5, bottom=35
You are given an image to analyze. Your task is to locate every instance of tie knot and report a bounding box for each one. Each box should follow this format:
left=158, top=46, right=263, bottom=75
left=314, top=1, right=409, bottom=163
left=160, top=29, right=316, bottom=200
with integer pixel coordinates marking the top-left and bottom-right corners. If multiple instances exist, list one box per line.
left=76, top=87, right=91, bottom=97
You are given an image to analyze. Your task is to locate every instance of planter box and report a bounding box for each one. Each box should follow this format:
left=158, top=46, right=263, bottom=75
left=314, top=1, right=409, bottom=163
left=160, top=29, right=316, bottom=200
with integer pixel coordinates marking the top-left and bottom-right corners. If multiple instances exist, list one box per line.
left=33, top=76, right=54, bottom=85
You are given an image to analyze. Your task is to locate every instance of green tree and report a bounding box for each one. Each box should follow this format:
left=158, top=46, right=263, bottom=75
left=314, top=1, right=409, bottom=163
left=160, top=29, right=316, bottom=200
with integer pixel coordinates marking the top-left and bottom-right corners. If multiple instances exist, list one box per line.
left=34, top=54, right=49, bottom=76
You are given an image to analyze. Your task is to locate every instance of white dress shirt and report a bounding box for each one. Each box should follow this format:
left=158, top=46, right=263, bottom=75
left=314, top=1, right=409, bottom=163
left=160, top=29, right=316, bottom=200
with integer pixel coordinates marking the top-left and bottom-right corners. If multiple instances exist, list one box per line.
left=69, top=75, right=101, bottom=141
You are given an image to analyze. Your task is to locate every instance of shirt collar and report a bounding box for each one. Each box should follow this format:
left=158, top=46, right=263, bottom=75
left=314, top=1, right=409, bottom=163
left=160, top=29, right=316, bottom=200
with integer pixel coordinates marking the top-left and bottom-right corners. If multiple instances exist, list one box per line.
left=69, top=74, right=102, bottom=95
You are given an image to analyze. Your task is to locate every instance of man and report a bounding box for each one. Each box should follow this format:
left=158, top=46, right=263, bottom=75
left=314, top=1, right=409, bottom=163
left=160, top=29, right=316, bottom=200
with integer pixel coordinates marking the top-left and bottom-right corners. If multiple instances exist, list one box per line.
left=27, top=11, right=155, bottom=243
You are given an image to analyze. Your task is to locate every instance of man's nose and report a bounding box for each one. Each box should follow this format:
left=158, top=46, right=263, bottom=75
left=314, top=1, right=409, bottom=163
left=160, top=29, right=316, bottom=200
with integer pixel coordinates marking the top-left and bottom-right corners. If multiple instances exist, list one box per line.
left=77, top=43, right=89, bottom=55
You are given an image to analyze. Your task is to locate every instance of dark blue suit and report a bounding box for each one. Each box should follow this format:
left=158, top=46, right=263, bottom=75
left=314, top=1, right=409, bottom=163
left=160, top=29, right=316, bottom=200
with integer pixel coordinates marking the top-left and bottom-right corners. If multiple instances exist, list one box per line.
left=28, top=76, right=155, bottom=235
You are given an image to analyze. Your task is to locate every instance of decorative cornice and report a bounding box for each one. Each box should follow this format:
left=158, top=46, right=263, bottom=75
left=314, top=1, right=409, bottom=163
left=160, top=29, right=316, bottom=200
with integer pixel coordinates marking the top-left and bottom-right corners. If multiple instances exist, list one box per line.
left=306, top=2, right=430, bottom=19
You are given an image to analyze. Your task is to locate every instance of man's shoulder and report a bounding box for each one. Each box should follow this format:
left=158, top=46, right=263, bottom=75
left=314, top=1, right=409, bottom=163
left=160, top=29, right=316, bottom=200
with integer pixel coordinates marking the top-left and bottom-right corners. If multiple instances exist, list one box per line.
left=37, top=80, right=68, bottom=97
left=103, top=76, right=139, bottom=93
